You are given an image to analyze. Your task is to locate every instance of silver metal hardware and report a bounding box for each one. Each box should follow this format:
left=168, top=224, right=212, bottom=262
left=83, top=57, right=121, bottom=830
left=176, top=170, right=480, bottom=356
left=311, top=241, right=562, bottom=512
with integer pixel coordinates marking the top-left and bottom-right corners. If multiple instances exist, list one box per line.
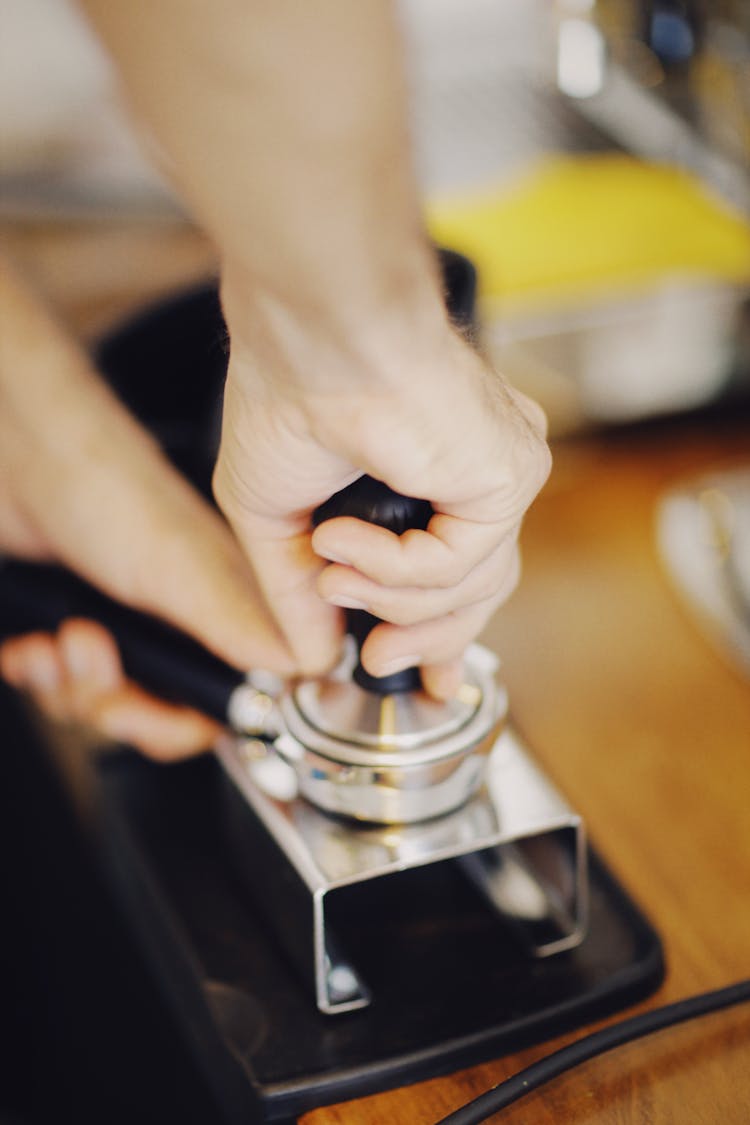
left=226, top=683, right=281, bottom=738
left=217, top=640, right=588, bottom=1014
left=217, top=723, right=587, bottom=1015
left=259, top=643, right=507, bottom=824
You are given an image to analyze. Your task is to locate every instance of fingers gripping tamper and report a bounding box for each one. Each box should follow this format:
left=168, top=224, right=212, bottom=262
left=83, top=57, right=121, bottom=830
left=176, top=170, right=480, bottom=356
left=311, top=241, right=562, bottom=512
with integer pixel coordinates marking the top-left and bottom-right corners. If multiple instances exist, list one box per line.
left=263, top=475, right=506, bottom=824
left=218, top=476, right=588, bottom=1014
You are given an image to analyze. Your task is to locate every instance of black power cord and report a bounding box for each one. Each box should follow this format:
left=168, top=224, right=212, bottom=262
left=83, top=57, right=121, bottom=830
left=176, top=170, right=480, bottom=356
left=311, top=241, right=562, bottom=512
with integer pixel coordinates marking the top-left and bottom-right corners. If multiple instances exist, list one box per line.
left=435, top=978, right=750, bottom=1124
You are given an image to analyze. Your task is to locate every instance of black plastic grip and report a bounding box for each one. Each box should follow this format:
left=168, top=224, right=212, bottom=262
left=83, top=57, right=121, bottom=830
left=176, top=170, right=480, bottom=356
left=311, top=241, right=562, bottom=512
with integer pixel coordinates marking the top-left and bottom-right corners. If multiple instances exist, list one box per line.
left=0, top=561, right=244, bottom=722
left=313, top=476, right=433, bottom=695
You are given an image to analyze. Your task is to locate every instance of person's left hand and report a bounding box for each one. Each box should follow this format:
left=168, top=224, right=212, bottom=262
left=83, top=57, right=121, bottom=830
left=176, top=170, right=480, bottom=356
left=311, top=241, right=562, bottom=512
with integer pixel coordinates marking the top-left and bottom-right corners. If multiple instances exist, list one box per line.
left=0, top=619, right=224, bottom=760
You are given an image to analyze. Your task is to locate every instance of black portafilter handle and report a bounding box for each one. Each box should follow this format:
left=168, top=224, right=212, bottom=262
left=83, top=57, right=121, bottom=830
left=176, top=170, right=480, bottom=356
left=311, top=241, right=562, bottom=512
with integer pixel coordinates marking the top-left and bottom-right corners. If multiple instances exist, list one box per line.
left=0, top=560, right=246, bottom=723
left=312, top=476, right=433, bottom=695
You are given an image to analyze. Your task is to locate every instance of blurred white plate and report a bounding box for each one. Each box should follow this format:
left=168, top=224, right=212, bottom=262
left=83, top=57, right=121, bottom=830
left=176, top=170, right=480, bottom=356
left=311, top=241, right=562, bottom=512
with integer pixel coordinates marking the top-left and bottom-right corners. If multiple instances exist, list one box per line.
left=657, top=465, right=750, bottom=676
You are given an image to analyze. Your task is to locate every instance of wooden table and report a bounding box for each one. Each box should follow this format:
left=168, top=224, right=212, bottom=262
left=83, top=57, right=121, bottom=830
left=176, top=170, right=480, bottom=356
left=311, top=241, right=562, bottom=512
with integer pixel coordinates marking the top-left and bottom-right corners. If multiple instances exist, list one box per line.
left=5, top=220, right=750, bottom=1123
left=300, top=419, right=750, bottom=1124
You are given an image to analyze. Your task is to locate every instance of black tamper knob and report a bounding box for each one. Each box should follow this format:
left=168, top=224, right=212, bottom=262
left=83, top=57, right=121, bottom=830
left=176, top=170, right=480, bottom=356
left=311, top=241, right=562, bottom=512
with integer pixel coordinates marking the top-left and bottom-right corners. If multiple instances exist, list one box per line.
left=313, top=476, right=433, bottom=695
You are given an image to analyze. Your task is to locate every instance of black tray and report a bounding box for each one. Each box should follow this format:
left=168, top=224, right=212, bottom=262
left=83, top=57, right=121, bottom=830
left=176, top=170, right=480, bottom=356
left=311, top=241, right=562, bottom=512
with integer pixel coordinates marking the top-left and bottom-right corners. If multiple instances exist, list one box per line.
left=98, top=750, right=664, bottom=1123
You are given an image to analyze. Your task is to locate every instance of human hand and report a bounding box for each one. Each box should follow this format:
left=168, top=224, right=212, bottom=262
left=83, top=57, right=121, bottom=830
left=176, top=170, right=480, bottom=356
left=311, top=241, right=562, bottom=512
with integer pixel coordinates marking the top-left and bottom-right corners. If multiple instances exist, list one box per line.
left=214, top=288, right=550, bottom=700
left=0, top=619, right=225, bottom=760
left=0, top=260, right=293, bottom=758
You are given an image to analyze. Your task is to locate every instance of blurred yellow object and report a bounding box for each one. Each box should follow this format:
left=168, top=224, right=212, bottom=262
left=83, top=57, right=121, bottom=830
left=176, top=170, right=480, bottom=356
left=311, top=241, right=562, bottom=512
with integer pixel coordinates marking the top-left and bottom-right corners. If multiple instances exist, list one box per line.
left=425, top=155, right=750, bottom=313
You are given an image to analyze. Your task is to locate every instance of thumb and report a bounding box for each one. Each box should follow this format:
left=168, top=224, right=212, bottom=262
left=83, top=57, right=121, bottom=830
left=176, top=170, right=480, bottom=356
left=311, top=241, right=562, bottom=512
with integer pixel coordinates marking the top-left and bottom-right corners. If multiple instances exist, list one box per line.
left=0, top=258, right=289, bottom=676
left=123, top=471, right=298, bottom=675
left=20, top=394, right=295, bottom=676
left=211, top=502, right=344, bottom=678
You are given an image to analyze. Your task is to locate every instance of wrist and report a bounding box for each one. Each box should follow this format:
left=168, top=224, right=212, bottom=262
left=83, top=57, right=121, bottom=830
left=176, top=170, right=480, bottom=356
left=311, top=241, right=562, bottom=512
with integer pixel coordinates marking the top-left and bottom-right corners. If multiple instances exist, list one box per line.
left=220, top=248, right=455, bottom=394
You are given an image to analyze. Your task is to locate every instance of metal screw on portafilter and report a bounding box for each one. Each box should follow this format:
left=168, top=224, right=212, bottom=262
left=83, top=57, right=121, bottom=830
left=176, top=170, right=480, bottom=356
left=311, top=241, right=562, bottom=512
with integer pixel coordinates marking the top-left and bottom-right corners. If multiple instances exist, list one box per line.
left=312, top=475, right=433, bottom=696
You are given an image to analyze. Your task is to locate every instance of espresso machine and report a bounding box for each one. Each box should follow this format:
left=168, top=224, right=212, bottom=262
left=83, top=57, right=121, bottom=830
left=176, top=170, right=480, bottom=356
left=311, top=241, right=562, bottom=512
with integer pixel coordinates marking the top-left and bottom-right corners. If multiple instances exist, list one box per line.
left=0, top=256, right=663, bottom=1122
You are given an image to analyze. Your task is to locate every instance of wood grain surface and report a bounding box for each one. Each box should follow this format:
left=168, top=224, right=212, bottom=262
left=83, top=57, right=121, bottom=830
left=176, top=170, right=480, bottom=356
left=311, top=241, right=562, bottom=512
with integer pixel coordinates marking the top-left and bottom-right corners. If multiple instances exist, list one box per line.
left=4, top=220, right=749, bottom=1123
left=302, top=422, right=750, bottom=1124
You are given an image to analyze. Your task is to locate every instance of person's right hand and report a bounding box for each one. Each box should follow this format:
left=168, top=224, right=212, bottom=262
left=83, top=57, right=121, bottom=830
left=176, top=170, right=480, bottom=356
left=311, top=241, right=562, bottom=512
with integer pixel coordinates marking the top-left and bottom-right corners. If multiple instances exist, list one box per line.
left=214, top=285, right=551, bottom=700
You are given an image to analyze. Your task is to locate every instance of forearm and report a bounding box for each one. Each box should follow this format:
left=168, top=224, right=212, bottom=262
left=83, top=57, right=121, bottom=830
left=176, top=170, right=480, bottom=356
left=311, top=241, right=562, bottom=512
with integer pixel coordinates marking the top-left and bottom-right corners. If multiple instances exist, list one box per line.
left=77, top=0, right=551, bottom=688
left=80, top=0, right=446, bottom=364
left=0, top=255, right=117, bottom=556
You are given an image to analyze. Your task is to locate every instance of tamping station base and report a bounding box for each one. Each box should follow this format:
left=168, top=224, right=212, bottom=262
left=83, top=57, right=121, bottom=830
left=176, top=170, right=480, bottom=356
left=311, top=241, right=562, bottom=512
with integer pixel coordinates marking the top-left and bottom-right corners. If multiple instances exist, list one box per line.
left=218, top=719, right=588, bottom=1014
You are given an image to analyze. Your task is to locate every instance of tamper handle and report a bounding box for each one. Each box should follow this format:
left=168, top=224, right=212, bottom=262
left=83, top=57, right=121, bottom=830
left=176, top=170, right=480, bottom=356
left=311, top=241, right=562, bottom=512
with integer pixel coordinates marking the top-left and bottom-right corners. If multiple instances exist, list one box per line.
left=313, top=476, right=432, bottom=695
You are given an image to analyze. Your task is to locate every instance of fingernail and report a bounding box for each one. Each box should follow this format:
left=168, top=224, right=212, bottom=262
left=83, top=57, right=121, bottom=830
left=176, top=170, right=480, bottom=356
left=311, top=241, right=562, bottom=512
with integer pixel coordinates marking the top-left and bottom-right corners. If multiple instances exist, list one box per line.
left=326, top=595, right=369, bottom=611
left=372, top=654, right=420, bottom=677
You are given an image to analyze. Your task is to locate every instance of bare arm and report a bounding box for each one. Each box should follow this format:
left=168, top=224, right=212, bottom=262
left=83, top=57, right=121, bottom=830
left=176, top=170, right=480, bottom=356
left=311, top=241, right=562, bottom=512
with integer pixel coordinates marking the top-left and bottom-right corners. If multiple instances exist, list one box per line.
left=79, top=0, right=441, bottom=334
left=78, top=0, right=551, bottom=694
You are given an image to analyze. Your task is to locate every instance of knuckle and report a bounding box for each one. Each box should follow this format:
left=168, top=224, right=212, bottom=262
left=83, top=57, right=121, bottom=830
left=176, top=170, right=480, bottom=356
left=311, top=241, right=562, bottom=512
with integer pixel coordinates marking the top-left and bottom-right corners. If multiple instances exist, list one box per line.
left=533, top=439, right=553, bottom=490
left=391, top=535, right=423, bottom=586
left=491, top=442, right=551, bottom=519
left=517, top=391, right=550, bottom=439
left=518, top=433, right=552, bottom=492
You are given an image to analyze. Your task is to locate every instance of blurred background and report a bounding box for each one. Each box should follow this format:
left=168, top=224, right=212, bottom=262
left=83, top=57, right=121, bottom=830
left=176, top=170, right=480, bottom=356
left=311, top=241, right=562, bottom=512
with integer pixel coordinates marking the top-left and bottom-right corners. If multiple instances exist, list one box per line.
left=2, top=10, right=750, bottom=1123
left=2, top=0, right=748, bottom=435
